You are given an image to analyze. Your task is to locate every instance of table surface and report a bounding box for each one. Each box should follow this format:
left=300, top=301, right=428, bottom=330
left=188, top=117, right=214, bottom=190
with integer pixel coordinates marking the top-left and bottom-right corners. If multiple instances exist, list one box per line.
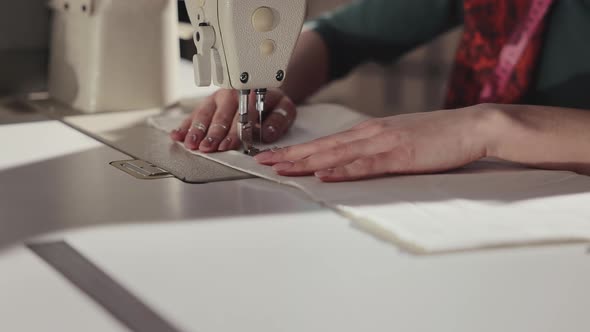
left=0, top=246, right=128, bottom=332
left=3, top=117, right=590, bottom=332
left=1, top=61, right=590, bottom=332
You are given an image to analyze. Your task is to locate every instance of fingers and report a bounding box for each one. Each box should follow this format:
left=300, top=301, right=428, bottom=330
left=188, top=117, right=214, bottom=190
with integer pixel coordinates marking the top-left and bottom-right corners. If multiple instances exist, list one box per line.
left=351, top=119, right=378, bottom=130
left=199, top=91, right=237, bottom=152
left=315, top=151, right=400, bottom=182
left=254, top=128, right=375, bottom=165
left=172, top=89, right=297, bottom=152
left=314, top=145, right=417, bottom=182
left=184, top=100, right=216, bottom=150
left=261, top=97, right=296, bottom=143
left=218, top=112, right=241, bottom=152
left=272, top=137, right=390, bottom=176
left=170, top=117, right=192, bottom=142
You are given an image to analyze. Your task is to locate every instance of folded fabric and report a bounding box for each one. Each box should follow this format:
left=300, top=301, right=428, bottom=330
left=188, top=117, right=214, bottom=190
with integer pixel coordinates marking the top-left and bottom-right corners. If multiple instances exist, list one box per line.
left=149, top=104, right=590, bottom=253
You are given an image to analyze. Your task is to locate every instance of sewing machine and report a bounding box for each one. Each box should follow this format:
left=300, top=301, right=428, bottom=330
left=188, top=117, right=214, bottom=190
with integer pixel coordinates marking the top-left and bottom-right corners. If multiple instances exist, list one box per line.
left=185, top=0, right=306, bottom=153
left=1, top=1, right=590, bottom=331
left=20, top=0, right=305, bottom=153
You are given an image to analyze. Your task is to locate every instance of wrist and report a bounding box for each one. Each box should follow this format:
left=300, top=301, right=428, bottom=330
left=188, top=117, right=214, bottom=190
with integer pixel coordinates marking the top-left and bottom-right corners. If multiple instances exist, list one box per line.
left=468, top=103, right=515, bottom=159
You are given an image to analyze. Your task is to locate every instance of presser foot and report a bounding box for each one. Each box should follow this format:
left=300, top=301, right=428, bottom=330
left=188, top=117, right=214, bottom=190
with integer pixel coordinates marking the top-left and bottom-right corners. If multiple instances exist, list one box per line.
left=238, top=121, right=261, bottom=156
left=244, top=147, right=263, bottom=157
left=243, top=145, right=283, bottom=157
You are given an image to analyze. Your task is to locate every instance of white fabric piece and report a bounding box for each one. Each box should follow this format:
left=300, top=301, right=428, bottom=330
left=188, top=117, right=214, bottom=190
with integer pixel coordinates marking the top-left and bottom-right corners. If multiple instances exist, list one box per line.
left=149, top=104, right=590, bottom=253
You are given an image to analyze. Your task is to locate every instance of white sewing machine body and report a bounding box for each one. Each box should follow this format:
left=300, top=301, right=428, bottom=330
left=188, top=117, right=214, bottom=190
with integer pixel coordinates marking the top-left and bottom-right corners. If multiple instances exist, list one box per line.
left=48, top=0, right=179, bottom=113
left=185, top=0, right=306, bottom=90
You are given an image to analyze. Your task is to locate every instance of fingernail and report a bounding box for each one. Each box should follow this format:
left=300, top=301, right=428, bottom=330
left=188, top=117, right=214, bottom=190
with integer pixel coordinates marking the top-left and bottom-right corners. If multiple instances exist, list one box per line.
left=273, top=162, right=294, bottom=172
left=254, top=151, right=274, bottom=163
left=315, top=169, right=334, bottom=178
left=264, top=125, right=277, bottom=141
left=191, top=134, right=198, bottom=143
left=201, top=137, right=216, bottom=148
left=218, top=138, right=231, bottom=151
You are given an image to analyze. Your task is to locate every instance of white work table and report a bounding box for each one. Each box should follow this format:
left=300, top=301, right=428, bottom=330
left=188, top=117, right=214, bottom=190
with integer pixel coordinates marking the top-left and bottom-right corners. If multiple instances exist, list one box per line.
left=1, top=60, right=590, bottom=331
left=0, top=246, right=128, bottom=331
left=1, top=119, right=589, bottom=331
left=0, top=119, right=325, bottom=331
left=65, top=216, right=590, bottom=332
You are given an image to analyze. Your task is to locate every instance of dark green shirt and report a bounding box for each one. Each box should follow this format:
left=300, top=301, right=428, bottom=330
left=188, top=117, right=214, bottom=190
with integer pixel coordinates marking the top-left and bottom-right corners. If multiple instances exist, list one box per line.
left=312, top=0, right=590, bottom=109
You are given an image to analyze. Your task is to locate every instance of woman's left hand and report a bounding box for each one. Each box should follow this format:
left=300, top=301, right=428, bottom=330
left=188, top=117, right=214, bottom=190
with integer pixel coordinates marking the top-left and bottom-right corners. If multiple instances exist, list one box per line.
left=254, top=105, right=497, bottom=182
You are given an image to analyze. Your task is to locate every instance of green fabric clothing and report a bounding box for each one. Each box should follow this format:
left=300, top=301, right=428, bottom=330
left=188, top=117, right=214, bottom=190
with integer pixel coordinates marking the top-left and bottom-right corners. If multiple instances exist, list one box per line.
left=312, top=0, right=590, bottom=109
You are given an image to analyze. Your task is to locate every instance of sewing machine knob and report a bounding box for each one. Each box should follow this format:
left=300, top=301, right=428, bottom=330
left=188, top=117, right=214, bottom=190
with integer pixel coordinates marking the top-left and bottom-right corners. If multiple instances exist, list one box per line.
left=252, top=7, right=275, bottom=32
left=211, top=49, right=225, bottom=86
left=194, top=26, right=215, bottom=51
left=193, top=26, right=216, bottom=87
left=260, top=39, right=276, bottom=56
left=193, top=54, right=211, bottom=86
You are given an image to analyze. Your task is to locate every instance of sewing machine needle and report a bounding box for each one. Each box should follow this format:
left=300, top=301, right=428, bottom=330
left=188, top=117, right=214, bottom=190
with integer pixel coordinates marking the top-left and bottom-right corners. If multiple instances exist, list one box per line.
left=255, top=89, right=266, bottom=144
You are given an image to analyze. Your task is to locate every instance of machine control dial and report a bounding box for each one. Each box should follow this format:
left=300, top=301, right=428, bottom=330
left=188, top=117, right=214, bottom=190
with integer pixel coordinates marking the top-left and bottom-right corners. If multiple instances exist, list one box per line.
left=252, top=7, right=275, bottom=32
left=260, top=39, right=276, bottom=56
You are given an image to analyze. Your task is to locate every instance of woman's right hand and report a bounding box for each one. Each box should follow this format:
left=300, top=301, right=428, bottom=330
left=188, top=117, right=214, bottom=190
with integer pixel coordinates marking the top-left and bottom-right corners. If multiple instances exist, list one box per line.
left=170, top=89, right=297, bottom=153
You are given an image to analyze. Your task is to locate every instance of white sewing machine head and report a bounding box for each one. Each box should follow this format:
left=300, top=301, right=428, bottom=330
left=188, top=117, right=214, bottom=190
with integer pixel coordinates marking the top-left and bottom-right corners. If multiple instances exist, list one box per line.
left=185, top=0, right=306, bottom=90
left=184, top=0, right=307, bottom=153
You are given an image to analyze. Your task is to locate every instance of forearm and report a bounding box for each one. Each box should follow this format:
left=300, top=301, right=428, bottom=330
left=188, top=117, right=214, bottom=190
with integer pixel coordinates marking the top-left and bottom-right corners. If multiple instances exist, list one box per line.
left=481, top=104, right=590, bottom=174
left=281, top=29, right=330, bottom=104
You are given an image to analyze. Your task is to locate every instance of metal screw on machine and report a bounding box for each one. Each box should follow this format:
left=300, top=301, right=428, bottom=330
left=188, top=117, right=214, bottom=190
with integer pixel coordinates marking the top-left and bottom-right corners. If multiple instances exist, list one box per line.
left=276, top=70, right=284, bottom=82
left=240, top=72, right=249, bottom=83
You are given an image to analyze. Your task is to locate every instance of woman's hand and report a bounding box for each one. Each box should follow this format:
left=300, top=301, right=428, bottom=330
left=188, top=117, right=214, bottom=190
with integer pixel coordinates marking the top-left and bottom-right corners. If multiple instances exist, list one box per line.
left=170, top=89, right=296, bottom=153
left=255, top=105, right=496, bottom=182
